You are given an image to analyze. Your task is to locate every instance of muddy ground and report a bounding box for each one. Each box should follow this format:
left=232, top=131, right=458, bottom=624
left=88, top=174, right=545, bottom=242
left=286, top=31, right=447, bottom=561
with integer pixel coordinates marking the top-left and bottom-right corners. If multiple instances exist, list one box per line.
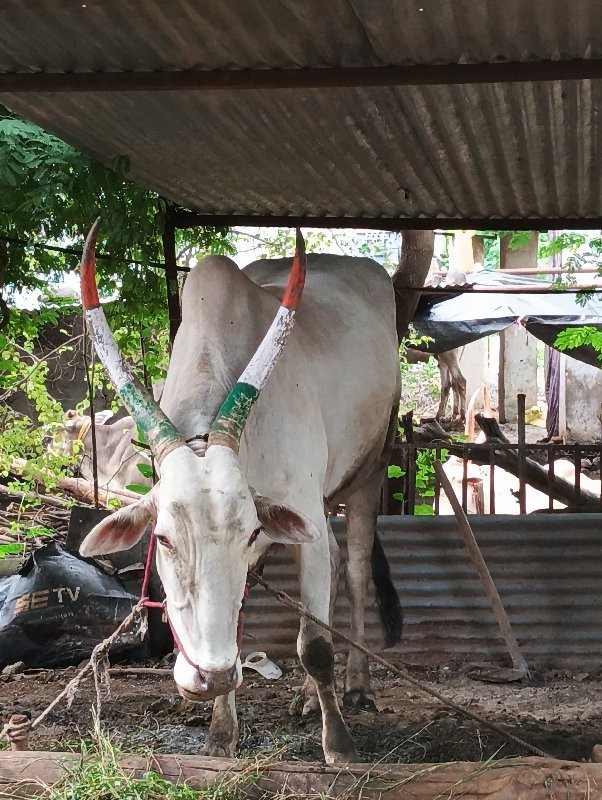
left=2, top=657, right=601, bottom=763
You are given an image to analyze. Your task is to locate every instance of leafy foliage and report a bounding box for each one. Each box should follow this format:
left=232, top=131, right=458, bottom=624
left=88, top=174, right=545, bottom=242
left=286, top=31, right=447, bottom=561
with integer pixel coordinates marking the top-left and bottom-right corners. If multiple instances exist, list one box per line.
left=388, top=446, right=449, bottom=515
left=398, top=325, right=439, bottom=416
left=0, top=109, right=234, bottom=492
left=234, top=226, right=401, bottom=272
left=0, top=298, right=80, bottom=485
left=543, top=234, right=602, bottom=362
left=555, top=325, right=602, bottom=362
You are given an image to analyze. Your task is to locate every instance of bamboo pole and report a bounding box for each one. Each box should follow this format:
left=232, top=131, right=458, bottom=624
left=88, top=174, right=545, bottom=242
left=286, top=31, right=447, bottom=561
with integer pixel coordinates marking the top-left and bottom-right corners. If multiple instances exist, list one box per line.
left=434, top=460, right=529, bottom=678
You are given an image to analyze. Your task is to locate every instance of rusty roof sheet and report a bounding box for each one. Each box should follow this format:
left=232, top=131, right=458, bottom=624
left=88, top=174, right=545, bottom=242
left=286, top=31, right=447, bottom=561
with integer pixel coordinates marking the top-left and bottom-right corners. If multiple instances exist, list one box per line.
left=1, top=1, right=601, bottom=225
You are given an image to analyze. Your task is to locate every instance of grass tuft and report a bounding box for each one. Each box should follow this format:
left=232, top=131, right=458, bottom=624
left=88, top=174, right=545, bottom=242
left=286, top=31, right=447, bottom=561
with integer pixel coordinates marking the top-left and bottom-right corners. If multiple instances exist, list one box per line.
left=46, top=716, right=248, bottom=800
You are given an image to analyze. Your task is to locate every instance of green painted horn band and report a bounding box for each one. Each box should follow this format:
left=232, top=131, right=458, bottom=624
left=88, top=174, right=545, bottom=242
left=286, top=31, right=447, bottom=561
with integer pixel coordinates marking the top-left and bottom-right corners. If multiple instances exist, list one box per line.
left=208, top=382, right=259, bottom=452
left=119, top=381, right=184, bottom=462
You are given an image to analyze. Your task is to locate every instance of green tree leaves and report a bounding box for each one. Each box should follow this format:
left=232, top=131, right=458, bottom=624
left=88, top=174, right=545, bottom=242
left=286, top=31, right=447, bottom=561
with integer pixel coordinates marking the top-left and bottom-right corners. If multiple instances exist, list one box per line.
left=0, top=108, right=234, bottom=491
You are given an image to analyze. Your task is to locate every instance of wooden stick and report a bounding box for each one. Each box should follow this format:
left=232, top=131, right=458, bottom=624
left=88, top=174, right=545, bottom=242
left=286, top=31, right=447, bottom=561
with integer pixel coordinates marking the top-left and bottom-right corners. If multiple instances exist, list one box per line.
left=517, top=393, right=527, bottom=514
left=107, top=667, right=171, bottom=677
left=56, top=476, right=137, bottom=506
left=0, top=483, right=68, bottom=509
left=434, top=460, right=529, bottom=678
left=8, top=459, right=139, bottom=507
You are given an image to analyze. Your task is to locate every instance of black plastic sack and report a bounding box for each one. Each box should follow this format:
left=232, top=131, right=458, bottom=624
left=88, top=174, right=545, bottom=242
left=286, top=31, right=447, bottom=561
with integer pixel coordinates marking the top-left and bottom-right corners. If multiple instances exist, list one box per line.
left=0, top=542, right=144, bottom=669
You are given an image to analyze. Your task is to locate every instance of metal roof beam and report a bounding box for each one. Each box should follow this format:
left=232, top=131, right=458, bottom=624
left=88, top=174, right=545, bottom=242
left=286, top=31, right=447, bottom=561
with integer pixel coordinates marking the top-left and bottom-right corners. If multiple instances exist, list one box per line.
left=172, top=211, right=602, bottom=232
left=2, top=59, right=602, bottom=93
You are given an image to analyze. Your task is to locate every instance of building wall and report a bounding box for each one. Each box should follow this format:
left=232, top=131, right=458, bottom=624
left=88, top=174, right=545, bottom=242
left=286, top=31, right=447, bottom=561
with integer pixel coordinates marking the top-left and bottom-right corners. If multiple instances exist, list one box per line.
left=560, top=355, right=602, bottom=442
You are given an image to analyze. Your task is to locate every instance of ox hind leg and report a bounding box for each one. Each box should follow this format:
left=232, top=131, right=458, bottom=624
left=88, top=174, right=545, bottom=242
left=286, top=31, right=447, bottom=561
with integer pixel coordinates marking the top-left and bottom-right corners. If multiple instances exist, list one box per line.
left=295, top=528, right=357, bottom=764
left=203, top=691, right=238, bottom=757
left=436, top=358, right=451, bottom=420
left=343, top=472, right=402, bottom=710
left=290, top=521, right=340, bottom=717
left=439, top=350, right=467, bottom=421
left=451, top=363, right=467, bottom=421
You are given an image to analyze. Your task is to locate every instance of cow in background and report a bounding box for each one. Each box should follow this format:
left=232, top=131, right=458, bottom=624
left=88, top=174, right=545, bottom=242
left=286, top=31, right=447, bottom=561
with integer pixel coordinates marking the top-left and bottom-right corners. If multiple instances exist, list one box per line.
left=406, top=348, right=467, bottom=422
left=49, top=411, right=152, bottom=494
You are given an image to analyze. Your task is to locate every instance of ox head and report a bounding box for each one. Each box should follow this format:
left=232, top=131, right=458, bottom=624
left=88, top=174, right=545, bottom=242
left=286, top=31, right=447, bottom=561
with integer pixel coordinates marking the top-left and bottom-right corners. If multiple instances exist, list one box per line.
left=78, top=220, right=317, bottom=701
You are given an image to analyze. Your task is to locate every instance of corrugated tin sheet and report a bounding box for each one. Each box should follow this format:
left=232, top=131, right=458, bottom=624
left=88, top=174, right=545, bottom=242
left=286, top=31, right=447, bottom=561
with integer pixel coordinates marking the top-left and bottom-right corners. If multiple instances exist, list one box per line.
left=0, top=1, right=601, bottom=222
left=1, top=0, right=601, bottom=72
left=243, top=514, right=602, bottom=668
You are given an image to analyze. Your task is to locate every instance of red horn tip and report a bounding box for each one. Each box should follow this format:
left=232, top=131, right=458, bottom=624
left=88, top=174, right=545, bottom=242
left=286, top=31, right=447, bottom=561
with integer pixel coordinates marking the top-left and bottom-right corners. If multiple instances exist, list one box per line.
left=281, top=228, right=306, bottom=310
left=81, top=217, right=102, bottom=310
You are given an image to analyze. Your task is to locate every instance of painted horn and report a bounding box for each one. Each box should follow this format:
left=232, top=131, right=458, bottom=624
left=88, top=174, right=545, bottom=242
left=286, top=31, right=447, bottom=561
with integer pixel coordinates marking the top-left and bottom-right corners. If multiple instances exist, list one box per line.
left=80, top=218, right=185, bottom=464
left=208, top=228, right=307, bottom=452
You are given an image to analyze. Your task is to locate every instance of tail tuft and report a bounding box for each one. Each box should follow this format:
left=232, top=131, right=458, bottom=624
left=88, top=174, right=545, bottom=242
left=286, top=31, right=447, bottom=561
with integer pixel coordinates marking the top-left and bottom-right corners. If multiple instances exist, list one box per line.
left=371, top=532, right=403, bottom=648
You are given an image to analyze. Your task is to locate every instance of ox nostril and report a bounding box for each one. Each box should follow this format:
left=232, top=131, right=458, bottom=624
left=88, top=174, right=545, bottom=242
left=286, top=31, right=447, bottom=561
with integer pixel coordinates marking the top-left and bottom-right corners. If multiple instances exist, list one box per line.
left=196, top=669, right=210, bottom=691
left=194, top=666, right=237, bottom=693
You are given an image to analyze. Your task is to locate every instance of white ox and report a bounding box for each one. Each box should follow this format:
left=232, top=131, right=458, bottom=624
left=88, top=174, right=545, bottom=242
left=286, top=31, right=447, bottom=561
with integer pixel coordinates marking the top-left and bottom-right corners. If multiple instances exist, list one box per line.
left=78, top=222, right=401, bottom=765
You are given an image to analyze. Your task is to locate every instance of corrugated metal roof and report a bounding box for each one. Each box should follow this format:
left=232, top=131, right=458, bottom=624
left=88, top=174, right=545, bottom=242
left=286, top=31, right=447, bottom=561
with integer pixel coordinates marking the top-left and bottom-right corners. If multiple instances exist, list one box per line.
left=244, top=514, right=602, bottom=668
left=0, top=1, right=601, bottom=223
left=2, top=0, right=602, bottom=72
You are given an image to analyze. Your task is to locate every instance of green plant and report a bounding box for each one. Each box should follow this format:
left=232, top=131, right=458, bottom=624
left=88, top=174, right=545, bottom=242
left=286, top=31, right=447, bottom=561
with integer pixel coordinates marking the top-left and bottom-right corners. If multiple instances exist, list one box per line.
left=555, top=325, right=602, bottom=363
left=47, top=723, right=253, bottom=800
left=389, top=447, right=449, bottom=515
left=0, top=485, right=56, bottom=558
left=543, top=233, right=602, bottom=357
left=413, top=448, right=448, bottom=515
left=398, top=326, right=438, bottom=417
left=0, top=109, right=235, bottom=496
left=125, top=462, right=153, bottom=495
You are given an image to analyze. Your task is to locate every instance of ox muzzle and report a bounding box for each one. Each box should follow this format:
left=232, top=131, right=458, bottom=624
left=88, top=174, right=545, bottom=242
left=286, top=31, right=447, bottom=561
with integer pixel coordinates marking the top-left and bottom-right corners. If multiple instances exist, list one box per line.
left=175, top=658, right=239, bottom=701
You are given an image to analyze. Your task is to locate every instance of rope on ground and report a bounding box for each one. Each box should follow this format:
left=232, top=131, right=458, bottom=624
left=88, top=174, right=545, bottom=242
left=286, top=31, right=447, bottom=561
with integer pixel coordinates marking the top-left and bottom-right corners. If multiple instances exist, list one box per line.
left=248, top=569, right=553, bottom=760
left=1, top=571, right=551, bottom=760
left=0, top=599, right=147, bottom=750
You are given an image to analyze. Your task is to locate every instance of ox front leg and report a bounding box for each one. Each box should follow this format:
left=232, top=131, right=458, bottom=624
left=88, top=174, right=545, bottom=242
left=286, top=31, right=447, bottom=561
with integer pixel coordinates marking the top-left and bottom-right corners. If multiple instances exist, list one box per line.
left=290, top=522, right=340, bottom=718
left=343, top=478, right=379, bottom=711
left=203, top=691, right=238, bottom=757
left=297, top=534, right=357, bottom=765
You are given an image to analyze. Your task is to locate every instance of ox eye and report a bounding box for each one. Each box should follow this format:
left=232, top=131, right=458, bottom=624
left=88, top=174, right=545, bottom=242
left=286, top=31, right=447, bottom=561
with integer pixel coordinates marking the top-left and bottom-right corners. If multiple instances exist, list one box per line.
left=155, top=533, right=173, bottom=550
left=248, top=527, right=262, bottom=546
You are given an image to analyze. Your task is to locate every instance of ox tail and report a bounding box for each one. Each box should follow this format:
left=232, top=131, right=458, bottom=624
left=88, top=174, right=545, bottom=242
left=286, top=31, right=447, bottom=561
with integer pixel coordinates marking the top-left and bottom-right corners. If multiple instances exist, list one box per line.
left=371, top=531, right=403, bottom=648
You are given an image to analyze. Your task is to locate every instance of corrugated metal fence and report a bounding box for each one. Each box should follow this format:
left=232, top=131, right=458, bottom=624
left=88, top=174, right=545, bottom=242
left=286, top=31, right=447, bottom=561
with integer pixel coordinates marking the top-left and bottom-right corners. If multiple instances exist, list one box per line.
left=244, top=514, right=602, bottom=668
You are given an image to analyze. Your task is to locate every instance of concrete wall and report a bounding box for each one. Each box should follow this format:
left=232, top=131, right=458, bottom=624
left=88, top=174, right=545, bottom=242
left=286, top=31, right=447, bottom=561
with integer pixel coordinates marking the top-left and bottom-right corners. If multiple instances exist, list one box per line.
left=459, top=335, right=500, bottom=412
left=560, top=354, right=602, bottom=442
left=500, top=324, right=538, bottom=420
left=499, top=234, right=538, bottom=421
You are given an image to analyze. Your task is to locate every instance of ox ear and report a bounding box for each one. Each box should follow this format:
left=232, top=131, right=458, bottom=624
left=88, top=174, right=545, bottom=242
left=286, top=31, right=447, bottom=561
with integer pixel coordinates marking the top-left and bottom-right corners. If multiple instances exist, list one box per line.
left=80, top=491, right=157, bottom=557
left=253, top=492, right=319, bottom=544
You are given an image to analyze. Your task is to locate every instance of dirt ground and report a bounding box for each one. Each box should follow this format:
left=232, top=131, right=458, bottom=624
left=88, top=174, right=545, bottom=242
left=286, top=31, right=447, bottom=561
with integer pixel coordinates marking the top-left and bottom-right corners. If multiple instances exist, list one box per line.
left=2, top=657, right=601, bottom=764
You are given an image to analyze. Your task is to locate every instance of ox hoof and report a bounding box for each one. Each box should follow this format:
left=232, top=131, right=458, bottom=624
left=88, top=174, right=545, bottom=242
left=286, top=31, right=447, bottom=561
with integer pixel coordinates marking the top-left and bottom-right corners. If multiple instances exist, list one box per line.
left=288, top=688, right=304, bottom=716
left=343, top=689, right=377, bottom=712
left=202, top=740, right=236, bottom=758
left=289, top=688, right=320, bottom=717
left=324, top=740, right=359, bottom=766
left=302, top=694, right=320, bottom=716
